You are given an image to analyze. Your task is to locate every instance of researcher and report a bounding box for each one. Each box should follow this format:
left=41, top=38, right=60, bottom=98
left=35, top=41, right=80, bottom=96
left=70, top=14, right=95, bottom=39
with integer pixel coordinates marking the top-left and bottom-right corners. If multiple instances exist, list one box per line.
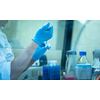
left=0, top=20, right=53, bottom=80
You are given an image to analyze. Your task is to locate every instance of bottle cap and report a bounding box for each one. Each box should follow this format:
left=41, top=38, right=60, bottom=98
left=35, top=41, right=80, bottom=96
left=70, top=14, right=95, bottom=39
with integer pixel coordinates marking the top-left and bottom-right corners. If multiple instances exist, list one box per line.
left=94, top=49, right=100, bottom=58
left=66, top=50, right=76, bottom=55
left=79, top=51, right=86, bottom=55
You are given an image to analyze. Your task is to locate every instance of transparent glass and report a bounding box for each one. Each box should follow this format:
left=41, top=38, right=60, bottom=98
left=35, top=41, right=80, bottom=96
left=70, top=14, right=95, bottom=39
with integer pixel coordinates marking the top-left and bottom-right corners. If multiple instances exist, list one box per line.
left=92, top=58, right=99, bottom=68
left=93, top=61, right=100, bottom=80
left=77, top=55, right=89, bottom=64
left=65, top=54, right=76, bottom=74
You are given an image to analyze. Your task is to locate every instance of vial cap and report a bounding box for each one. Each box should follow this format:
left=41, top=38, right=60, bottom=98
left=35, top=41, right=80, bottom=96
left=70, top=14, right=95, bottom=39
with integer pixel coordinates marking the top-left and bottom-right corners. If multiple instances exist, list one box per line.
left=79, top=51, right=86, bottom=55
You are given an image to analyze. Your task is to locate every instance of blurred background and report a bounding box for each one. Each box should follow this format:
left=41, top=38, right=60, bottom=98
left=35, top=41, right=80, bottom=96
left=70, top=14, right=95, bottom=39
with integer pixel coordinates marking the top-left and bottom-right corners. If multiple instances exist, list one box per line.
left=2, top=20, right=100, bottom=80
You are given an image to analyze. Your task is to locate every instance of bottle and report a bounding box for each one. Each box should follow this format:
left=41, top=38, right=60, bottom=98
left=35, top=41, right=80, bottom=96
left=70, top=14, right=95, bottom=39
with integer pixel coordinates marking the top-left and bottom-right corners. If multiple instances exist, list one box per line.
left=65, top=50, right=76, bottom=74
left=91, top=58, right=99, bottom=79
left=76, top=51, right=92, bottom=80
left=77, top=51, right=89, bottom=64
left=93, top=59, right=100, bottom=80
left=92, top=49, right=100, bottom=79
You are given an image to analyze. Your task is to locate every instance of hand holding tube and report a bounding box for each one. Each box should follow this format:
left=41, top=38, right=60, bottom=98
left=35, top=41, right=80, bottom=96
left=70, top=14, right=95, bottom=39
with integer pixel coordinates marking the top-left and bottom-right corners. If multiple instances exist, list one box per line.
left=32, top=43, right=51, bottom=60
left=32, top=22, right=53, bottom=45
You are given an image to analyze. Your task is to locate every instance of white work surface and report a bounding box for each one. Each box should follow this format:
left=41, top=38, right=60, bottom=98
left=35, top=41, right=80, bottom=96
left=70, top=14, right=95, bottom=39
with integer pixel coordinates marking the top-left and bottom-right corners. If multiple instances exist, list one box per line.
left=17, top=66, right=43, bottom=80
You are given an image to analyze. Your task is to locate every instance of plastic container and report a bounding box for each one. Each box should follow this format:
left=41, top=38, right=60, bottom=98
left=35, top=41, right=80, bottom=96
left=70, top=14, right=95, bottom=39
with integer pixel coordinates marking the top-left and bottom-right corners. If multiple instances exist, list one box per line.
left=76, top=51, right=92, bottom=80
left=49, top=65, right=60, bottom=80
left=65, top=50, right=76, bottom=74
left=43, top=60, right=60, bottom=80
left=92, top=49, right=100, bottom=79
left=93, top=59, right=100, bottom=80
left=63, top=73, right=77, bottom=80
left=43, top=66, right=50, bottom=80
left=77, top=51, right=89, bottom=64
left=92, top=49, right=100, bottom=68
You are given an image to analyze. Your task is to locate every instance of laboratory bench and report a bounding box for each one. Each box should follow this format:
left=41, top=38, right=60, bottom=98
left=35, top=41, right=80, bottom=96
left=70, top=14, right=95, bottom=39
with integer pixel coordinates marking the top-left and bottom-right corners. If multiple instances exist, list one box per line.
left=17, top=66, right=63, bottom=80
left=17, top=66, right=43, bottom=80
left=17, top=67, right=95, bottom=80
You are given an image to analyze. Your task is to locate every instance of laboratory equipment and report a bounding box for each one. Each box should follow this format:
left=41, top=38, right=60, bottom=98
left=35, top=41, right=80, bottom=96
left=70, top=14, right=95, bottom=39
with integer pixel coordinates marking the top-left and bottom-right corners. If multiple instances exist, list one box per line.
left=93, top=59, right=100, bottom=80
left=39, top=55, right=47, bottom=66
left=43, top=66, right=50, bottom=80
left=63, top=72, right=77, bottom=80
left=71, top=20, right=91, bottom=77
left=49, top=65, right=60, bottom=80
left=76, top=51, right=92, bottom=80
left=92, top=49, right=100, bottom=68
left=94, top=68, right=100, bottom=80
left=77, top=51, right=89, bottom=64
left=48, top=60, right=57, bottom=66
left=92, top=49, right=100, bottom=79
left=65, top=50, right=76, bottom=74
left=43, top=60, right=60, bottom=80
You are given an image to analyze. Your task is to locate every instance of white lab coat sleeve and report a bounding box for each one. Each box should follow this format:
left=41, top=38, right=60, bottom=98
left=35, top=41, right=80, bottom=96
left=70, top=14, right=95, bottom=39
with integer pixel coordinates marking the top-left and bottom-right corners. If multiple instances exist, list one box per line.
left=0, top=51, right=11, bottom=80
left=3, top=32, right=14, bottom=62
left=0, top=30, right=14, bottom=80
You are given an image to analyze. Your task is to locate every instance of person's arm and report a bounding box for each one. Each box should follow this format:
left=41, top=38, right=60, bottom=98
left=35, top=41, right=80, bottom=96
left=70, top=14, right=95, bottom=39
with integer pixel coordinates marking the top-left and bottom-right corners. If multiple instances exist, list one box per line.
left=10, top=22, right=53, bottom=80
left=23, top=58, right=35, bottom=72
left=23, top=43, right=51, bottom=72
left=10, top=41, right=39, bottom=80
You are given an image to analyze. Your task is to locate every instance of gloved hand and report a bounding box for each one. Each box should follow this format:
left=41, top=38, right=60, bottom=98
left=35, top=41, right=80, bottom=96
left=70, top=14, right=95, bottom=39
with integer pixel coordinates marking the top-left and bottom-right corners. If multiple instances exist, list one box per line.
left=32, top=43, right=51, bottom=60
left=32, top=22, right=53, bottom=45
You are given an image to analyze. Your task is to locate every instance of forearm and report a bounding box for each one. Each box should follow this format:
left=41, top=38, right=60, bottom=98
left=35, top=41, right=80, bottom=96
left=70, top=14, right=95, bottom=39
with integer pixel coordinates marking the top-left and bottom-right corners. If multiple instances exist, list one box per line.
left=23, top=58, right=36, bottom=72
left=10, top=41, right=39, bottom=80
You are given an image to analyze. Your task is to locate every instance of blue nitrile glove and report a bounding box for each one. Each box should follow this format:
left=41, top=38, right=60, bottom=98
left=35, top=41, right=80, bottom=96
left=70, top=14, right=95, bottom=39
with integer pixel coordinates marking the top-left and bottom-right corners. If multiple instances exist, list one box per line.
left=39, top=42, right=51, bottom=50
left=32, top=44, right=51, bottom=60
left=32, top=22, right=53, bottom=45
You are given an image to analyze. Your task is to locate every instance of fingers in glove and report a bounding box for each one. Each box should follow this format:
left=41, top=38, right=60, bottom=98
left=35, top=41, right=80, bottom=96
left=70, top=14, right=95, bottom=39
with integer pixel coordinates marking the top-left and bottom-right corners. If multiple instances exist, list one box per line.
left=40, top=42, right=46, bottom=47
left=45, top=26, right=53, bottom=39
left=47, top=46, right=51, bottom=50
left=42, top=22, right=50, bottom=30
